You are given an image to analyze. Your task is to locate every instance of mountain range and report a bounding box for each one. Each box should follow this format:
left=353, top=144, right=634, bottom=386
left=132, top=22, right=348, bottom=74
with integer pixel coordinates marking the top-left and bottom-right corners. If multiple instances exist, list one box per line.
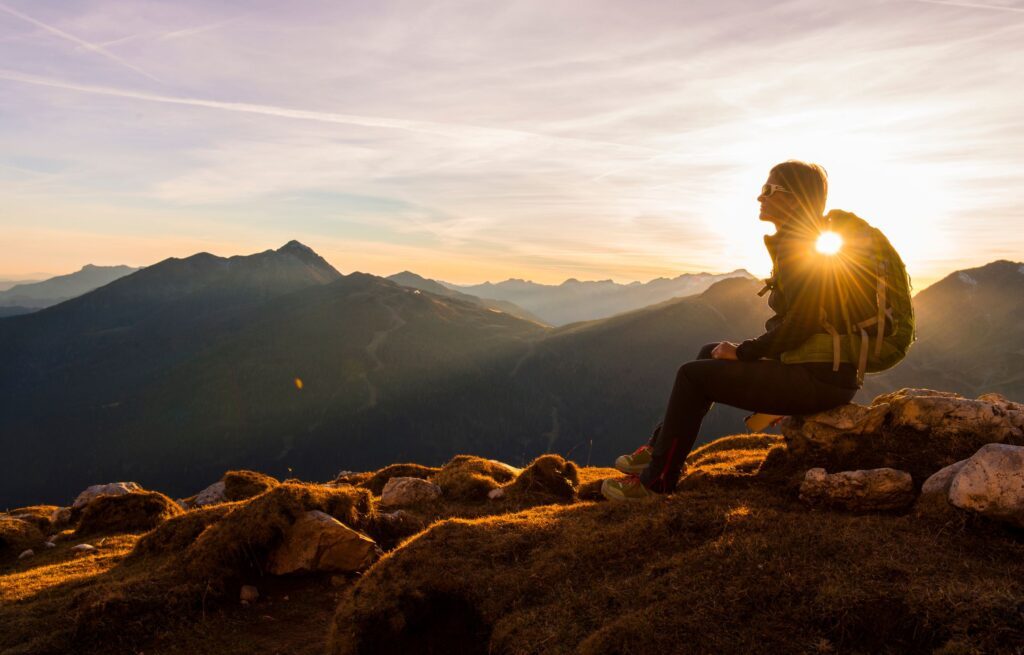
left=1, top=242, right=1021, bottom=507
left=0, top=264, right=139, bottom=315
left=439, top=269, right=755, bottom=326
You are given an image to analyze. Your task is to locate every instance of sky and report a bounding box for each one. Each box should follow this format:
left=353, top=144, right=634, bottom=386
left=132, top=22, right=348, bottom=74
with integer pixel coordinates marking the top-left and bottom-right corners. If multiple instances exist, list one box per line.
left=1, top=0, right=1022, bottom=289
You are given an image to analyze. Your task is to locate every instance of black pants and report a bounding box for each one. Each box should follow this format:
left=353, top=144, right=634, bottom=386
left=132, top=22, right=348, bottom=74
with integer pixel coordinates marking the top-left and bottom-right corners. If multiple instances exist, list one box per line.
left=639, top=342, right=858, bottom=492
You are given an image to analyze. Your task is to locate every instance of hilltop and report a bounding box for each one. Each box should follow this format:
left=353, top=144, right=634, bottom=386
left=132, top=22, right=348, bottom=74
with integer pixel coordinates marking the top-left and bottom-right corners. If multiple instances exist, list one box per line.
left=2, top=388, right=1023, bottom=654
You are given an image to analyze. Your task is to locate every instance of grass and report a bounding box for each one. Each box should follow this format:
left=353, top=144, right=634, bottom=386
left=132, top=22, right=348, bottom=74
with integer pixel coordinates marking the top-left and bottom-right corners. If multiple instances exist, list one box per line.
left=2, top=435, right=1022, bottom=655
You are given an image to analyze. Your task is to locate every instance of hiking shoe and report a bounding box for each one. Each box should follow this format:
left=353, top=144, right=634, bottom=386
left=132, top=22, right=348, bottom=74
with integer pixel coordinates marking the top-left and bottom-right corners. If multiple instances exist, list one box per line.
left=601, top=475, right=657, bottom=502
left=615, top=444, right=653, bottom=475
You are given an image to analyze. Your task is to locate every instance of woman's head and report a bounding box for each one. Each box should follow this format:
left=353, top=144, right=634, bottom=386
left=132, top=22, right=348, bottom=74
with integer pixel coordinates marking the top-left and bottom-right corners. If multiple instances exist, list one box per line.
left=758, top=160, right=828, bottom=229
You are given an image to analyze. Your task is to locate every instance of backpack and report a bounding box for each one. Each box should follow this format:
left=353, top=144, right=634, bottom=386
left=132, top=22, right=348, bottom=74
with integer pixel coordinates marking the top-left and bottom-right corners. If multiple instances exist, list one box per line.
left=774, top=209, right=916, bottom=384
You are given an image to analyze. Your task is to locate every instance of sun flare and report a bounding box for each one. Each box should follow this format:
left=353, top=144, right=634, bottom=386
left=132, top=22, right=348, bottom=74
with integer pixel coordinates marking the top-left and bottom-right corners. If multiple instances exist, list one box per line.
left=815, top=231, right=842, bottom=255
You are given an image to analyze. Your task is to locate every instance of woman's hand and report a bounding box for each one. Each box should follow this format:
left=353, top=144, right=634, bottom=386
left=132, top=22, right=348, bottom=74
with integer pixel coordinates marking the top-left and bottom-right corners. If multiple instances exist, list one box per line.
left=711, top=341, right=739, bottom=360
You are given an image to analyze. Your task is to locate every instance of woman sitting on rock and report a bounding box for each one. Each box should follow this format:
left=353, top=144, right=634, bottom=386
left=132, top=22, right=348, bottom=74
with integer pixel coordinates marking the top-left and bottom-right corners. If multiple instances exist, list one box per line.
left=602, top=159, right=912, bottom=501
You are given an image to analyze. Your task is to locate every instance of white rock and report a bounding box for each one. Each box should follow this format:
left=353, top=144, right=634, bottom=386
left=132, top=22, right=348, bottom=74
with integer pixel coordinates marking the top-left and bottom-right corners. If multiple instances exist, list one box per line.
left=948, top=443, right=1024, bottom=527
left=921, top=460, right=968, bottom=498
left=240, top=585, right=260, bottom=603
left=487, top=487, right=506, bottom=500
left=18, top=549, right=34, bottom=559
left=43, top=541, right=56, bottom=549
left=192, top=480, right=228, bottom=507
left=799, top=467, right=915, bottom=511
left=72, top=482, right=142, bottom=509
left=379, top=477, right=442, bottom=508
left=71, top=543, right=97, bottom=554
left=266, top=510, right=378, bottom=575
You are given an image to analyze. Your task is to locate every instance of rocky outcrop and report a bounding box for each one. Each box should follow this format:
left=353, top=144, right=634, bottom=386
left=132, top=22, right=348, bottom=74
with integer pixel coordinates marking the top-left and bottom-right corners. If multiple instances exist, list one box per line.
left=782, top=389, right=1024, bottom=483
left=948, top=444, right=1024, bottom=527
left=799, top=467, right=915, bottom=511
left=379, top=477, right=443, bottom=508
left=72, top=482, right=142, bottom=509
left=191, top=481, right=228, bottom=507
left=266, top=510, right=378, bottom=575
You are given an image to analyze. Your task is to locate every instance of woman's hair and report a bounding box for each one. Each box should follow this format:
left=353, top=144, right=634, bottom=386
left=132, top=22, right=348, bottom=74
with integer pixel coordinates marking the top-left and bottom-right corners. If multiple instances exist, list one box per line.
left=770, top=160, right=828, bottom=219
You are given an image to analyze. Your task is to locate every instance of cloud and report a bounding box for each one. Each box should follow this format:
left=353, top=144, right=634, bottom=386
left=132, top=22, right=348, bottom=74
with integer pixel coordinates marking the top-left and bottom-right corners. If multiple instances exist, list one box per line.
left=0, top=2, right=159, bottom=81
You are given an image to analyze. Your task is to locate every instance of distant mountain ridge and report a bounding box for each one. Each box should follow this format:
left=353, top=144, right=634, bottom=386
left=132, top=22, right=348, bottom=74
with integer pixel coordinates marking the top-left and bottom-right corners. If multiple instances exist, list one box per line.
left=387, top=270, right=548, bottom=325
left=441, top=269, right=756, bottom=326
left=0, top=264, right=139, bottom=310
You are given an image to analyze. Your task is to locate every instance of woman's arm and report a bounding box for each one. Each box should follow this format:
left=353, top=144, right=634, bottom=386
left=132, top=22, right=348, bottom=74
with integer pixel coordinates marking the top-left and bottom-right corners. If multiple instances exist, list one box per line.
left=735, top=234, right=825, bottom=361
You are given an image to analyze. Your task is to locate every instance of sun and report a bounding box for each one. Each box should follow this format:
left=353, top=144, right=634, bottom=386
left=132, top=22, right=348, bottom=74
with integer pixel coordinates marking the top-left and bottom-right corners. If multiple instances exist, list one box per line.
left=815, top=231, right=842, bottom=255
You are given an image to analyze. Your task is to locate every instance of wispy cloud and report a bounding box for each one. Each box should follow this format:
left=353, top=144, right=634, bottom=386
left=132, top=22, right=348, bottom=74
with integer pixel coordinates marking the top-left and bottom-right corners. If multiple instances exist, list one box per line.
left=908, top=0, right=1024, bottom=14
left=0, top=2, right=159, bottom=82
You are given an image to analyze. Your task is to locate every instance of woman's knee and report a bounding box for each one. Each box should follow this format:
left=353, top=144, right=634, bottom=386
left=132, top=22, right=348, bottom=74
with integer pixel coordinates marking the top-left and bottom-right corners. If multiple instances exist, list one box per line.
left=696, top=342, right=720, bottom=360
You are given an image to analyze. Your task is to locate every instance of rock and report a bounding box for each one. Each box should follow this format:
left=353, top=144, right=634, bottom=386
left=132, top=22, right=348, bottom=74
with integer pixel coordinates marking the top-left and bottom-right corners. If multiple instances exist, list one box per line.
left=921, top=460, right=968, bottom=498
left=487, top=487, right=506, bottom=500
left=240, top=585, right=260, bottom=603
left=948, top=443, right=1024, bottom=527
left=44, top=541, right=56, bottom=549
left=72, top=482, right=142, bottom=509
left=265, top=510, right=378, bottom=575
left=885, top=391, right=1024, bottom=441
left=380, top=477, right=442, bottom=508
left=799, top=467, right=915, bottom=511
left=50, top=507, right=72, bottom=529
left=71, top=543, right=96, bottom=554
left=192, top=481, right=228, bottom=507
left=780, top=389, right=1024, bottom=484
left=18, top=549, right=34, bottom=559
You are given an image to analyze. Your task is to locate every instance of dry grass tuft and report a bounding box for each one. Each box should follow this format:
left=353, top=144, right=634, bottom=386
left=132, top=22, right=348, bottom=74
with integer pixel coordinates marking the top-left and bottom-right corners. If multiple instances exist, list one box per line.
left=180, top=482, right=372, bottom=590
left=74, top=491, right=183, bottom=536
left=5, top=505, right=59, bottom=533
left=131, top=503, right=235, bottom=557
left=0, top=517, right=44, bottom=559
left=336, top=463, right=440, bottom=495
left=222, top=470, right=279, bottom=502
left=504, top=454, right=579, bottom=501
left=328, top=475, right=1024, bottom=655
left=433, top=455, right=517, bottom=501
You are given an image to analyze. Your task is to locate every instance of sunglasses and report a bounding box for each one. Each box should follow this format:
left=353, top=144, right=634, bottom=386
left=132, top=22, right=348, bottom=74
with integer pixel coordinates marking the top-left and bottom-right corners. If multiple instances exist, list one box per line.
left=760, top=183, right=792, bottom=198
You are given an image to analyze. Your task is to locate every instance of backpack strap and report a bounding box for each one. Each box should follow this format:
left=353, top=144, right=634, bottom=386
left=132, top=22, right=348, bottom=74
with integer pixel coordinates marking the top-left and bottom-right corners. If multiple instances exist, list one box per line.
left=820, top=305, right=841, bottom=372
left=874, top=251, right=887, bottom=358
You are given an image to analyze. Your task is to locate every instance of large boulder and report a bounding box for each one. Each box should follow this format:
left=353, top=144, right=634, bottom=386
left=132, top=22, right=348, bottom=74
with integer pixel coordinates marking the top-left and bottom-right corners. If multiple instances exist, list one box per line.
left=799, top=467, right=915, bottom=512
left=72, top=482, right=142, bottom=509
left=266, top=510, right=378, bottom=575
left=948, top=443, right=1024, bottom=527
left=379, top=477, right=443, bottom=508
left=781, top=389, right=1024, bottom=484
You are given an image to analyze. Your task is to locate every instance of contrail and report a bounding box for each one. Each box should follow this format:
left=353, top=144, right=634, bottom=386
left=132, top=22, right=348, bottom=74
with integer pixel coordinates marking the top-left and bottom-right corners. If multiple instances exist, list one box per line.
left=908, top=0, right=1024, bottom=14
left=0, top=68, right=664, bottom=154
left=0, top=2, right=160, bottom=82
left=99, top=16, right=242, bottom=48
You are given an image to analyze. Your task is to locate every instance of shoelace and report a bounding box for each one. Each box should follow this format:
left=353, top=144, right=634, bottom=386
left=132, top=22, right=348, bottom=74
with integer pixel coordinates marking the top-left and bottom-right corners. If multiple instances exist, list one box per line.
left=631, top=444, right=651, bottom=457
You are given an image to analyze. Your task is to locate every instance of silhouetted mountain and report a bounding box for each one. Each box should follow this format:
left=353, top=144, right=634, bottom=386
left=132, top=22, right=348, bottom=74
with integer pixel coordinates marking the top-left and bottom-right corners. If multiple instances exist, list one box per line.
left=863, top=260, right=1024, bottom=401
left=0, top=264, right=139, bottom=309
left=0, top=243, right=546, bottom=506
left=0, top=306, right=33, bottom=318
left=388, top=270, right=548, bottom=325
left=442, top=269, right=756, bottom=325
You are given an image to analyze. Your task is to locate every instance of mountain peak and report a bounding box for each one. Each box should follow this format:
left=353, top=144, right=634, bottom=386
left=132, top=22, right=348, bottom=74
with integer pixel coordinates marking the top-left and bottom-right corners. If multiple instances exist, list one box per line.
left=277, top=240, right=317, bottom=256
